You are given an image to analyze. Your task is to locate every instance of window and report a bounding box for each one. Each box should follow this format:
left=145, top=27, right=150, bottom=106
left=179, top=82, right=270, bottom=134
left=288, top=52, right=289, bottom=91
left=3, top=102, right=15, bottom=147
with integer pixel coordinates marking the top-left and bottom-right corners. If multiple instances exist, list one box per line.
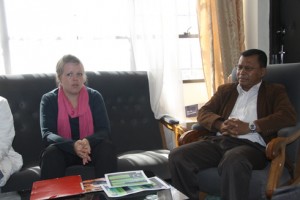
left=177, top=0, right=203, bottom=81
left=1, top=0, right=203, bottom=80
left=2, top=0, right=132, bottom=74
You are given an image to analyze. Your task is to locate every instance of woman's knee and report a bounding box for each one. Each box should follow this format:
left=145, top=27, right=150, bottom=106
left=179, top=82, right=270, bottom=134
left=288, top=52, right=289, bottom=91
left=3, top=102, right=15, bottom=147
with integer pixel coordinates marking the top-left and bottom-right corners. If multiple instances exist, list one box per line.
left=92, top=140, right=117, bottom=160
left=92, top=140, right=117, bottom=172
left=40, top=145, right=66, bottom=179
left=93, top=140, right=116, bottom=153
left=41, top=145, right=64, bottom=161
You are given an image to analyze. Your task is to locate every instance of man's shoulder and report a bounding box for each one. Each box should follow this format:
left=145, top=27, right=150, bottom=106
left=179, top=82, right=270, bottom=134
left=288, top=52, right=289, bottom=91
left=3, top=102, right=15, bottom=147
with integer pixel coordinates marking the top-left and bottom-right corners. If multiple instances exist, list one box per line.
left=217, top=82, right=238, bottom=91
left=262, top=81, right=285, bottom=91
left=263, top=81, right=284, bottom=87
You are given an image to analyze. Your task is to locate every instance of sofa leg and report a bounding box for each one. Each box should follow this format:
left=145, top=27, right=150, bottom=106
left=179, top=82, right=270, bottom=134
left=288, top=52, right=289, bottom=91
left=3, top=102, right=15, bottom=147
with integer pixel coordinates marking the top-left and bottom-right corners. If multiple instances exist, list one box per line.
left=199, top=192, right=207, bottom=200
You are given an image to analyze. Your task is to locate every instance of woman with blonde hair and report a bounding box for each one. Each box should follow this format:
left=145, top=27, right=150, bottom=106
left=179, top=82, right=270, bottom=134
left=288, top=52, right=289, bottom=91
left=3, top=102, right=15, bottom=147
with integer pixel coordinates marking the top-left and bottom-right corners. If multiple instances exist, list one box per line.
left=40, top=55, right=117, bottom=179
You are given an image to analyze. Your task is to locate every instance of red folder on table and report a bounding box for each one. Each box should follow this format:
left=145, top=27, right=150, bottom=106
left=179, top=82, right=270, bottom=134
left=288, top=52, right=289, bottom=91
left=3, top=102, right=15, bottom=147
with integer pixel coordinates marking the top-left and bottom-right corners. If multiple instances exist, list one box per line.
left=30, top=175, right=84, bottom=200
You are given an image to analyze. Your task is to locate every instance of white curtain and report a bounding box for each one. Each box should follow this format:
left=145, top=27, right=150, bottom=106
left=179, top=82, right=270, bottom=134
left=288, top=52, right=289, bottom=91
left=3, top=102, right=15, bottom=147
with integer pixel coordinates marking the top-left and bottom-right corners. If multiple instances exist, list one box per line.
left=0, top=0, right=10, bottom=74
left=0, top=0, right=186, bottom=122
left=127, top=0, right=185, bottom=121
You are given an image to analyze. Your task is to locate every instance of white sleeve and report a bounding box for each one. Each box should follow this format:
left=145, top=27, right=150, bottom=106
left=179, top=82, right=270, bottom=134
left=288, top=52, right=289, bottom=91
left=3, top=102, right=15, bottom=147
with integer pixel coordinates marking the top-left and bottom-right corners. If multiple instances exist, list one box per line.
left=0, top=97, right=15, bottom=161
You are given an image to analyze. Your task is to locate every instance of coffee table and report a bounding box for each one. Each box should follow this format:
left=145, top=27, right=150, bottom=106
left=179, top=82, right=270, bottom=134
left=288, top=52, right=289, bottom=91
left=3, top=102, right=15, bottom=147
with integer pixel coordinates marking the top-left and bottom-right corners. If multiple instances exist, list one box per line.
left=0, top=185, right=188, bottom=200
left=90, top=185, right=189, bottom=200
left=0, top=175, right=188, bottom=200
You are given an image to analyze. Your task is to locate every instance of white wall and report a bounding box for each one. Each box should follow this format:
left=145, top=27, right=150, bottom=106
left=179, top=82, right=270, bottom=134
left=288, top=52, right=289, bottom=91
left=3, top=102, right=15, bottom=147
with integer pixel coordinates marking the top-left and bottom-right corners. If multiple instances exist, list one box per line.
left=183, top=82, right=208, bottom=122
left=243, top=0, right=269, bottom=56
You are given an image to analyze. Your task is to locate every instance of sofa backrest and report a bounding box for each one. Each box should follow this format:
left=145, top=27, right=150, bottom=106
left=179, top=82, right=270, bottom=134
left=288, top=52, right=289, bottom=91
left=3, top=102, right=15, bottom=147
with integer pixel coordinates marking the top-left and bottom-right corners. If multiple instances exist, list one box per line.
left=0, top=73, right=55, bottom=166
left=262, top=63, right=300, bottom=120
left=0, top=71, right=163, bottom=166
left=85, top=71, right=163, bottom=154
left=260, top=63, right=300, bottom=167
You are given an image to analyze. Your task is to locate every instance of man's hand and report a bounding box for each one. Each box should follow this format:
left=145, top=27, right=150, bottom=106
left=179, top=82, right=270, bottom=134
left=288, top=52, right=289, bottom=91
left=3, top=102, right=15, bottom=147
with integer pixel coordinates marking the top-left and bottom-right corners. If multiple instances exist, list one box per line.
left=74, top=138, right=91, bottom=165
left=220, top=118, right=249, bottom=136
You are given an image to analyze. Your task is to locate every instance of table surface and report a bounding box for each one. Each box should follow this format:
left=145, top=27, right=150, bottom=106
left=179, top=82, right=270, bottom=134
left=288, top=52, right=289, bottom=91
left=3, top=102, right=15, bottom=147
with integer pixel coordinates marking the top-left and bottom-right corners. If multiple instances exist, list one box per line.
left=0, top=185, right=188, bottom=200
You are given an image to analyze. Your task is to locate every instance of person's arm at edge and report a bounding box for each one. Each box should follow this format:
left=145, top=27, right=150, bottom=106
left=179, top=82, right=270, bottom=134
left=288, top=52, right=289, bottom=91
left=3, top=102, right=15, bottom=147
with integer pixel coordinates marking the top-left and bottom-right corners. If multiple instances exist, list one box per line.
left=0, top=97, right=14, bottom=160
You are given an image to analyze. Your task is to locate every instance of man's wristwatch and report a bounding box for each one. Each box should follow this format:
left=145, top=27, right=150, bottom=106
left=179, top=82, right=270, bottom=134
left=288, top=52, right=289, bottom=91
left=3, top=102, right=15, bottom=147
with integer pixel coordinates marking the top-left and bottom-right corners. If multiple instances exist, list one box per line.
left=249, top=122, right=256, bottom=133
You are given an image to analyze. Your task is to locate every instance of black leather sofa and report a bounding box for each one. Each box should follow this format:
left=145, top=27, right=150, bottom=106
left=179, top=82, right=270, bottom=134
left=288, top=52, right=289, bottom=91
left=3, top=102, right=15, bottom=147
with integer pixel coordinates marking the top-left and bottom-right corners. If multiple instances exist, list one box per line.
left=0, top=71, right=178, bottom=192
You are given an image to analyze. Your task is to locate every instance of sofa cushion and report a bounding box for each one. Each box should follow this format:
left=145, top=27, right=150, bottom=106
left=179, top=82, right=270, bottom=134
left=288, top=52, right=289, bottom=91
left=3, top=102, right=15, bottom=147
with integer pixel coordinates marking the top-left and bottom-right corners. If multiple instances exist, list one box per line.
left=117, top=149, right=170, bottom=180
left=65, top=149, right=170, bottom=181
left=1, top=164, right=40, bottom=193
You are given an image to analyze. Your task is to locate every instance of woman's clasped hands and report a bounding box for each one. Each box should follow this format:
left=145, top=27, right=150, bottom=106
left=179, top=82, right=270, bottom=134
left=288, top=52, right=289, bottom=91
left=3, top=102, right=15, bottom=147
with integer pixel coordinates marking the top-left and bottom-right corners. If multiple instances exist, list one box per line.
left=74, top=138, right=91, bottom=165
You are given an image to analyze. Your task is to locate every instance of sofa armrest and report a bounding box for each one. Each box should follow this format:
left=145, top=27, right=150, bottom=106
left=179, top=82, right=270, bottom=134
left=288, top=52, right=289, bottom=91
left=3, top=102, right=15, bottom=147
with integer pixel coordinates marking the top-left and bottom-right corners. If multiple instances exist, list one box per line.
left=277, top=123, right=300, bottom=137
left=178, top=129, right=214, bottom=146
left=160, top=114, right=180, bottom=125
left=159, top=115, right=187, bottom=148
left=265, top=129, right=300, bottom=198
left=178, top=122, right=216, bottom=146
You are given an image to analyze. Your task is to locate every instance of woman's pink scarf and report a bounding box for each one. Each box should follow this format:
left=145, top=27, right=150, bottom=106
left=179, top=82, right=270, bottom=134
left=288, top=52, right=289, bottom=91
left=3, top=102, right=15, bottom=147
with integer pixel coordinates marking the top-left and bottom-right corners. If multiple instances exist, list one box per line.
left=57, top=86, right=94, bottom=139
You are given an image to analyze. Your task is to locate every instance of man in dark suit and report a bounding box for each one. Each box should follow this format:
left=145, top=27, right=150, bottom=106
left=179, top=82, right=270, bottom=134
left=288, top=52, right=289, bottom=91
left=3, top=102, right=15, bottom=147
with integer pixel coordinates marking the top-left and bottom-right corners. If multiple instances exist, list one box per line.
left=169, top=49, right=297, bottom=200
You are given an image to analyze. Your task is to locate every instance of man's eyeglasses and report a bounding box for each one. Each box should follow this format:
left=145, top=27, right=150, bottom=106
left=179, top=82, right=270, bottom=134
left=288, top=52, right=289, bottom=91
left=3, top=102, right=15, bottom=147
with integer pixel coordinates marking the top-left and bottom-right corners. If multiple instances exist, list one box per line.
left=235, top=65, right=258, bottom=72
left=65, top=72, right=83, bottom=79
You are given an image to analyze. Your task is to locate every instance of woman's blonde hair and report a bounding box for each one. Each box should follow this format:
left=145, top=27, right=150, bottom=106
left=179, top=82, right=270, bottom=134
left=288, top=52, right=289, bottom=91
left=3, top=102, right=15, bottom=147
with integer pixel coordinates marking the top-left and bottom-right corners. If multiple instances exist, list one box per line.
left=55, top=54, right=87, bottom=85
